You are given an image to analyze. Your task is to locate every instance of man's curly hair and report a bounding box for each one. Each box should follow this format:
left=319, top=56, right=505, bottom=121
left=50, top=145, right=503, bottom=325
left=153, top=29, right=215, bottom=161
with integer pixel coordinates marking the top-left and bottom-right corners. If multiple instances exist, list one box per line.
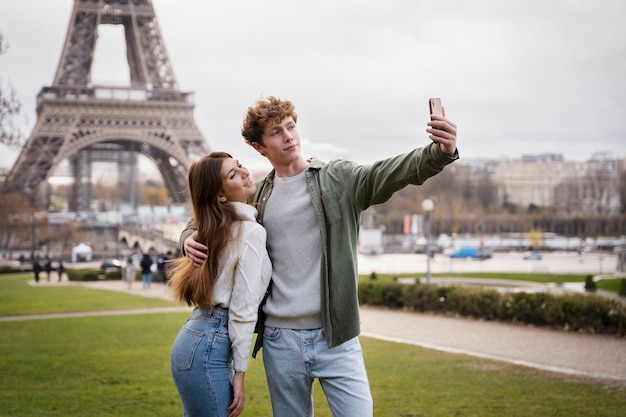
left=241, top=96, right=298, bottom=146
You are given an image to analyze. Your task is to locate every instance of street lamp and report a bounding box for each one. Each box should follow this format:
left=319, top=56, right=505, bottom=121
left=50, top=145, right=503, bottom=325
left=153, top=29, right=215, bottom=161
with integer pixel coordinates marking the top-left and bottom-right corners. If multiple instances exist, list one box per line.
left=422, top=198, right=434, bottom=283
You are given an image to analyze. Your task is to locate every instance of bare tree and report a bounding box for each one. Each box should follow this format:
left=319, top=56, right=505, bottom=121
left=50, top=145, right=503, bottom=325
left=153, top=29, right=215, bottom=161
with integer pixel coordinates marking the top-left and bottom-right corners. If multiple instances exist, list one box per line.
left=584, top=161, right=618, bottom=215
left=621, top=170, right=626, bottom=215
left=0, top=33, right=7, bottom=55
left=553, top=178, right=582, bottom=215
left=0, top=191, right=31, bottom=257
left=0, top=32, right=25, bottom=147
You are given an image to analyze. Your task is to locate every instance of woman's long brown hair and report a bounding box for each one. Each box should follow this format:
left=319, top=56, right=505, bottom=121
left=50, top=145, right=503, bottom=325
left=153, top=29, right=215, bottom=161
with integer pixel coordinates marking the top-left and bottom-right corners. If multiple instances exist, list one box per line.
left=168, top=152, right=243, bottom=310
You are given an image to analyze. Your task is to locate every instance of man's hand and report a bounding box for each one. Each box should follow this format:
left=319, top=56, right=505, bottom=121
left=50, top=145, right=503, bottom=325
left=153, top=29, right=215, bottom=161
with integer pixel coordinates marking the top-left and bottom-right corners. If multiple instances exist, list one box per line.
left=427, top=114, right=457, bottom=156
left=184, top=231, right=208, bottom=267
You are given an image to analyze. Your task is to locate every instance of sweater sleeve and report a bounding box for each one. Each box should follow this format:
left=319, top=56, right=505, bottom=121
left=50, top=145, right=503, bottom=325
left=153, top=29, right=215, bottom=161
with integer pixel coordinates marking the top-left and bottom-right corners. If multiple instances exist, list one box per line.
left=228, top=224, right=271, bottom=372
left=179, top=217, right=198, bottom=255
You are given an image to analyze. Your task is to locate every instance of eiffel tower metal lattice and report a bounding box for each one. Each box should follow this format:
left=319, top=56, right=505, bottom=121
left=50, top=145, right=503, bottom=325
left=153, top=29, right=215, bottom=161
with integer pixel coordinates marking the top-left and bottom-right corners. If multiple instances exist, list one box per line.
left=3, top=0, right=210, bottom=210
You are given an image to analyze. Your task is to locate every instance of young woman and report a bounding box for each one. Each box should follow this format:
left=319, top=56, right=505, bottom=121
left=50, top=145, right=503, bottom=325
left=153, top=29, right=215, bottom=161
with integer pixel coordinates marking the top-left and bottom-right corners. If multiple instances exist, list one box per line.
left=168, top=152, right=271, bottom=417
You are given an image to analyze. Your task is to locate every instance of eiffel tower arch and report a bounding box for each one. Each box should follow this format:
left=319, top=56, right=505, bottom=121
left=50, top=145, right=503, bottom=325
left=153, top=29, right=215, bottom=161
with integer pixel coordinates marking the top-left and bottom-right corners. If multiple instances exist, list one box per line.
left=3, top=0, right=210, bottom=211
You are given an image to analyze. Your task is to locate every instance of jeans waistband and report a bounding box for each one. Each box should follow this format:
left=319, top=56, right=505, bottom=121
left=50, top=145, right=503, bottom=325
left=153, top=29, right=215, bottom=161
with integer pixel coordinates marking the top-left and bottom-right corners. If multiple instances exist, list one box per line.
left=192, top=305, right=228, bottom=320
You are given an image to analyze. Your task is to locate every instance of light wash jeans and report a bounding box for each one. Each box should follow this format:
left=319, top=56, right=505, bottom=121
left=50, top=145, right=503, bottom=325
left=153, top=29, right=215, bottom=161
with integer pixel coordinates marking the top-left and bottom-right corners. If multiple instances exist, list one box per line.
left=171, top=307, right=233, bottom=417
left=262, top=327, right=373, bottom=417
left=141, top=272, right=152, bottom=289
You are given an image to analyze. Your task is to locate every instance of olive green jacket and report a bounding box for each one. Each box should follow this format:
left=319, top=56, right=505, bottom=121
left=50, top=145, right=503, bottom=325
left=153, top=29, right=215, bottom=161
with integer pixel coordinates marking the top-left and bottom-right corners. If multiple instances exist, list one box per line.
left=180, top=142, right=458, bottom=348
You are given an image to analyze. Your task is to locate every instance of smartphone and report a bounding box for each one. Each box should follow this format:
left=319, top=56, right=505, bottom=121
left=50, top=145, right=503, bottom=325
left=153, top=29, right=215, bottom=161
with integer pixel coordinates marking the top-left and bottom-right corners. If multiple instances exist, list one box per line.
left=429, top=98, right=443, bottom=118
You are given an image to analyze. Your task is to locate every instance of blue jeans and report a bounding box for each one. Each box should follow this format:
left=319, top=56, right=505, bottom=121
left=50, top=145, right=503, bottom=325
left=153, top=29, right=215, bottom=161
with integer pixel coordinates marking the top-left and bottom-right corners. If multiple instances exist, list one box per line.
left=141, top=272, right=151, bottom=289
left=171, top=307, right=233, bottom=417
left=262, top=327, right=373, bottom=417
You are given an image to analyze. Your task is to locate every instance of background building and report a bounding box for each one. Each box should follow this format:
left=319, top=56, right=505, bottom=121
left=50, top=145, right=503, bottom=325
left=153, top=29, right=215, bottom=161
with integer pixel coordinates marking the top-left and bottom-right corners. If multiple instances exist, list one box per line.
left=484, top=153, right=622, bottom=215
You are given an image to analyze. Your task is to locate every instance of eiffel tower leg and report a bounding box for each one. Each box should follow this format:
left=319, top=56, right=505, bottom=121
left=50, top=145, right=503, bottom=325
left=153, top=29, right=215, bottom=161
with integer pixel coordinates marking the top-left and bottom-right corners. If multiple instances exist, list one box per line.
left=128, top=151, right=138, bottom=211
left=70, top=151, right=92, bottom=212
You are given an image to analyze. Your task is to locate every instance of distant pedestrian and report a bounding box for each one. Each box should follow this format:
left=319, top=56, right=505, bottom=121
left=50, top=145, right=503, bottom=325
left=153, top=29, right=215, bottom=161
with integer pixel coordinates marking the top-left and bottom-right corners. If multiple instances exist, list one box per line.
left=44, top=257, right=52, bottom=281
left=163, top=250, right=173, bottom=284
left=124, top=256, right=136, bottom=289
left=156, top=253, right=166, bottom=284
left=32, top=258, right=42, bottom=283
left=57, top=260, right=64, bottom=282
left=140, top=253, right=153, bottom=290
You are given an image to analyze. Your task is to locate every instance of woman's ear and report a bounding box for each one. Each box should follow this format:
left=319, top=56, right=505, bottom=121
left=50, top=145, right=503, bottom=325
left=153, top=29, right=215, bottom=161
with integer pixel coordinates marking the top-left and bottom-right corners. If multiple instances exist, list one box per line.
left=219, top=195, right=227, bottom=203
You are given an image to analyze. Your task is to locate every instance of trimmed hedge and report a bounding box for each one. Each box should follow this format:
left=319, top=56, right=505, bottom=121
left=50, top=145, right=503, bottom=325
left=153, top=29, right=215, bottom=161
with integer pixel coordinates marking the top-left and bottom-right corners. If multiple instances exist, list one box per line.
left=66, top=269, right=127, bottom=281
left=0, top=266, right=31, bottom=275
left=66, top=269, right=100, bottom=281
left=358, top=282, right=626, bottom=337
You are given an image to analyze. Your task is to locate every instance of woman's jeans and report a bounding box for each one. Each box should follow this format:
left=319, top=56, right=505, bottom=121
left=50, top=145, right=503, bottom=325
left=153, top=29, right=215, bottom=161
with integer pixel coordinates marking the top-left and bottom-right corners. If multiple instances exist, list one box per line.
left=171, top=307, right=233, bottom=417
left=262, top=327, right=373, bottom=417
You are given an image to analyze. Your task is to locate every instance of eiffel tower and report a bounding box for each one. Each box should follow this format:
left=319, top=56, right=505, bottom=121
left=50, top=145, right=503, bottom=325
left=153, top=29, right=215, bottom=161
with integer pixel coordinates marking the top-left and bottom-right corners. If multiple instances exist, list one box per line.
left=3, top=0, right=209, bottom=211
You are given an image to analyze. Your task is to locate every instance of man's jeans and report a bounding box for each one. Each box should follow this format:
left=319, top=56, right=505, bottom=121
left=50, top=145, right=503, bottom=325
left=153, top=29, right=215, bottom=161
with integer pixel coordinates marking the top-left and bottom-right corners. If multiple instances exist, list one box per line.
left=262, top=327, right=373, bottom=417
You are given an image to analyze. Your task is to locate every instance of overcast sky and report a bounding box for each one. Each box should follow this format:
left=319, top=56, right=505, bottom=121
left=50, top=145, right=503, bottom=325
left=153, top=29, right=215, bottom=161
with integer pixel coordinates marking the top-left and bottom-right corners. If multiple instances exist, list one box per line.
left=1, top=0, right=625, bottom=175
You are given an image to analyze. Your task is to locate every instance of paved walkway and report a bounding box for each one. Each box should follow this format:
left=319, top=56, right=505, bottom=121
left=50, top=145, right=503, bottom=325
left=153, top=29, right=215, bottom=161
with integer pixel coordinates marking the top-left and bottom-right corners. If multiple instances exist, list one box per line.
left=359, top=306, right=626, bottom=384
left=6, top=277, right=626, bottom=385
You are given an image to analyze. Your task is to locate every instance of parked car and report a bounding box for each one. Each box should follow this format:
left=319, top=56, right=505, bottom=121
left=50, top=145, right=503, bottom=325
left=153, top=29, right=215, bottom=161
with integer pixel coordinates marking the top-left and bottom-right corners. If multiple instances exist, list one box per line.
left=0, top=259, right=21, bottom=268
left=100, top=259, right=122, bottom=270
left=449, top=247, right=492, bottom=259
left=523, top=251, right=542, bottom=260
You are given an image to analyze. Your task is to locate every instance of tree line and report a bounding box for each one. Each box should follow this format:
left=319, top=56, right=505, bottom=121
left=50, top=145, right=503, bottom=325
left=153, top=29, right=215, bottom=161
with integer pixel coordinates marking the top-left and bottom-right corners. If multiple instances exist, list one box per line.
left=372, top=163, right=626, bottom=238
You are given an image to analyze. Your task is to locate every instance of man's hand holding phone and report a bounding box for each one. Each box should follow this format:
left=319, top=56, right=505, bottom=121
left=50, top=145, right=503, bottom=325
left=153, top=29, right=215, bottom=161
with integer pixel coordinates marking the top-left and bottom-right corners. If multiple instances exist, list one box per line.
left=427, top=97, right=457, bottom=156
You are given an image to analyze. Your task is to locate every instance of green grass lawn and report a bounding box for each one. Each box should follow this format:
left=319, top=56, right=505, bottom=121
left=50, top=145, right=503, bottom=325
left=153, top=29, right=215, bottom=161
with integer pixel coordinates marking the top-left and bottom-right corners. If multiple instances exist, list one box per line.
left=0, top=274, right=176, bottom=316
left=1, top=272, right=625, bottom=416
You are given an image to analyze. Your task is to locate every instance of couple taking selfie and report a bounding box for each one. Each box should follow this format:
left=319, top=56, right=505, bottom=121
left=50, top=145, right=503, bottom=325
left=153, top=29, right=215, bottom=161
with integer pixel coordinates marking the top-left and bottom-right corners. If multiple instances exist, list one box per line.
left=167, top=96, right=458, bottom=417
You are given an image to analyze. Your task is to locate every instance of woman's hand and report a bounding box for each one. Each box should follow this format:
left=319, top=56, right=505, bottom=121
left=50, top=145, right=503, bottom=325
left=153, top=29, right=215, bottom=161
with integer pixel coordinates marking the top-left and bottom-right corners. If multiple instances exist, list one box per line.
left=228, top=372, right=245, bottom=417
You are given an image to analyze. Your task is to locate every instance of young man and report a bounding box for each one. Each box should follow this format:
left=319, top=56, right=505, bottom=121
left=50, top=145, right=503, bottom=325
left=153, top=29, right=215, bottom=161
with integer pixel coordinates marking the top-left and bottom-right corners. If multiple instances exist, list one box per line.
left=180, top=96, right=458, bottom=416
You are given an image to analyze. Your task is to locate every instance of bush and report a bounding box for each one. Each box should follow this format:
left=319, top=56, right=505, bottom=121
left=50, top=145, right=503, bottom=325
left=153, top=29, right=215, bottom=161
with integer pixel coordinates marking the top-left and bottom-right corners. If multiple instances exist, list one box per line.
left=584, top=275, right=597, bottom=292
left=66, top=269, right=100, bottom=281
left=359, top=282, right=386, bottom=306
left=500, top=292, right=550, bottom=326
left=0, top=266, right=19, bottom=274
left=358, top=282, right=626, bottom=337
left=102, top=270, right=122, bottom=280
left=454, top=287, right=501, bottom=320
left=559, top=295, right=626, bottom=334
left=402, top=284, right=442, bottom=313
left=381, top=283, right=405, bottom=309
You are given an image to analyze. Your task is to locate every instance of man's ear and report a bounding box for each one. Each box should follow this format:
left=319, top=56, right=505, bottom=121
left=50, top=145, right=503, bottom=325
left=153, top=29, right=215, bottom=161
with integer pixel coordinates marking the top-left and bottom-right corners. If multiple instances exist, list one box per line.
left=251, top=142, right=265, bottom=157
